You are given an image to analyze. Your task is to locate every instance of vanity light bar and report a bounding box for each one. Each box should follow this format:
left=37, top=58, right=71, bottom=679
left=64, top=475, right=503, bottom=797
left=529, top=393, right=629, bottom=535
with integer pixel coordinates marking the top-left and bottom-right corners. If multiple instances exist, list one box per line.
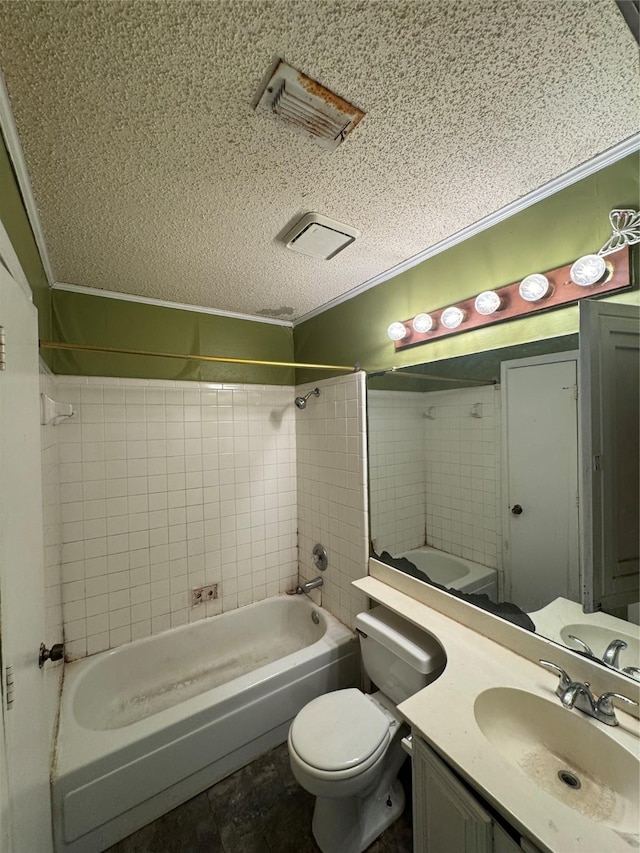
left=389, top=246, right=631, bottom=350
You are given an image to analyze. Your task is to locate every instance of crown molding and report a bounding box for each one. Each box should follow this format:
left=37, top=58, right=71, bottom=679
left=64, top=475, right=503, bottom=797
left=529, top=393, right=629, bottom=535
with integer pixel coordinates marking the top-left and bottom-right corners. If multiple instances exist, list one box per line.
left=294, top=133, right=640, bottom=326
left=52, top=282, right=294, bottom=327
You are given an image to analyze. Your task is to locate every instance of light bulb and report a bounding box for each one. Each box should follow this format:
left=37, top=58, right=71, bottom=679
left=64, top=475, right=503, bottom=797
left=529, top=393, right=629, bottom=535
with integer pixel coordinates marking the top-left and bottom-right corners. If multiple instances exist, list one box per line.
left=412, top=313, right=434, bottom=333
left=474, top=291, right=502, bottom=316
left=570, top=254, right=606, bottom=286
left=387, top=321, right=408, bottom=341
left=440, top=306, right=466, bottom=329
left=519, top=274, right=550, bottom=302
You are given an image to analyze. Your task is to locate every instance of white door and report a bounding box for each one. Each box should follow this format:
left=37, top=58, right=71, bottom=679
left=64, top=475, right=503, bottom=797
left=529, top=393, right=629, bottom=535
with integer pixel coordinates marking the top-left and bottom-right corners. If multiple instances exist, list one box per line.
left=502, top=353, right=580, bottom=612
left=0, top=261, right=53, bottom=852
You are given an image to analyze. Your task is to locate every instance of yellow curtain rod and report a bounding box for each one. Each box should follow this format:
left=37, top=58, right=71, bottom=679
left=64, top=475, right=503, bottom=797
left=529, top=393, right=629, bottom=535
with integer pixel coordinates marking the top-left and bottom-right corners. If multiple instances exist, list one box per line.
left=39, top=341, right=358, bottom=373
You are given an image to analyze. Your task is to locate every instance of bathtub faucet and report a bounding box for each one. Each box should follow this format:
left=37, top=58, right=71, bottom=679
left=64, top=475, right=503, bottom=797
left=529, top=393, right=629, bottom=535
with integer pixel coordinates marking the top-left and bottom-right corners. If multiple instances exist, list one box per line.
left=296, top=577, right=324, bottom=594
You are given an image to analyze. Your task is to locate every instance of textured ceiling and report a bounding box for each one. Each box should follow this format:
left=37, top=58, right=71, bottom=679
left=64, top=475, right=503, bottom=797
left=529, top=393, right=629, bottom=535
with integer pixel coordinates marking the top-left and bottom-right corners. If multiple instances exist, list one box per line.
left=0, top=0, right=638, bottom=322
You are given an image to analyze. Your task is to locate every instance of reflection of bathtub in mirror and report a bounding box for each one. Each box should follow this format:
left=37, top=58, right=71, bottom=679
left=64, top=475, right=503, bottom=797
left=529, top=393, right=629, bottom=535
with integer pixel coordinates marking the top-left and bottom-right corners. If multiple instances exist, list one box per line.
left=396, top=546, right=498, bottom=601
left=530, top=597, right=640, bottom=679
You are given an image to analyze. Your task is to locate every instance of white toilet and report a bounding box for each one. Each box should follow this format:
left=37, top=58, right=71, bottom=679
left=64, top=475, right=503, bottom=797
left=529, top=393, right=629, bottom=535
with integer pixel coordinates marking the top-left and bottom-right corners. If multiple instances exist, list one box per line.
left=288, top=605, right=446, bottom=853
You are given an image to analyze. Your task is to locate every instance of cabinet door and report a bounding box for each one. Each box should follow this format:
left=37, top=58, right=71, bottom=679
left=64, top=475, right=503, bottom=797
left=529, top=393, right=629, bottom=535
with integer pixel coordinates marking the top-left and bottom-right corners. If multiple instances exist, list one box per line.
left=493, top=823, right=523, bottom=853
left=413, top=735, right=492, bottom=853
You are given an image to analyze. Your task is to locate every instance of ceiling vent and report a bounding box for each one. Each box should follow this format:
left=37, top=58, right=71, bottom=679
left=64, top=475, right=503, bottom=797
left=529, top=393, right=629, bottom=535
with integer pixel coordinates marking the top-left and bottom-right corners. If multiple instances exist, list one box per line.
left=282, top=213, right=360, bottom=260
left=255, top=59, right=365, bottom=151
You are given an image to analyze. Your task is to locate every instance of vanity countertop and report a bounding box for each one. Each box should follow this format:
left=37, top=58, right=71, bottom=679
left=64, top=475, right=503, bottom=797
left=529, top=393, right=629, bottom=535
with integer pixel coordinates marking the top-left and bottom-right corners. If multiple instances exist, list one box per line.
left=353, top=575, right=640, bottom=853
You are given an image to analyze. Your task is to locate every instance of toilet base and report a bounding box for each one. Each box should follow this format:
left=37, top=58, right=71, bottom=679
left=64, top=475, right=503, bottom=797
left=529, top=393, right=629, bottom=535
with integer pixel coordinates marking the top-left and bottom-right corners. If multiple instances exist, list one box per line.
left=311, top=777, right=405, bottom=853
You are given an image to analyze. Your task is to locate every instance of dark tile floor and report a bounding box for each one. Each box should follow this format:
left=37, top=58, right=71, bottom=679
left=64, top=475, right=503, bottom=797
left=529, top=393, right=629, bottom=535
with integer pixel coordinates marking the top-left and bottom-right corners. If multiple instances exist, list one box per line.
left=107, top=742, right=413, bottom=853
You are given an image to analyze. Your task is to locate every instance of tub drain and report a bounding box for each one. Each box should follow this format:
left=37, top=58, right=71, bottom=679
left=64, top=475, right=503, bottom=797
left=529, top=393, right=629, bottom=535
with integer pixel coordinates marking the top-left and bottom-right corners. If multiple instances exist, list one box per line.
left=311, top=611, right=320, bottom=625
left=557, top=770, right=581, bottom=790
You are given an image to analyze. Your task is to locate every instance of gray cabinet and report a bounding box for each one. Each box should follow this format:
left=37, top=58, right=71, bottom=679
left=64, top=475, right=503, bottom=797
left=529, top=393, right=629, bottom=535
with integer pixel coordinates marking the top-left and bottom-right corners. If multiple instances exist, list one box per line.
left=412, top=734, right=541, bottom=853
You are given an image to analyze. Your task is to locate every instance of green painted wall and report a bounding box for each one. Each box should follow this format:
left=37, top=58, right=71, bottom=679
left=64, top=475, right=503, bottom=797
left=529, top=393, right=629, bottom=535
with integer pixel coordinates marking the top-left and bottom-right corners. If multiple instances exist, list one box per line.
left=294, top=154, right=639, bottom=381
left=0, top=133, right=52, bottom=357
left=50, top=290, right=295, bottom=385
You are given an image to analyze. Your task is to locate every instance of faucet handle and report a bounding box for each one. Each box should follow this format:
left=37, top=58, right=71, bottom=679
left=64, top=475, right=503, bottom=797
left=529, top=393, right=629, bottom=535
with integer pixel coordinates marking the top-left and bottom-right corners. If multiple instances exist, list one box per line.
left=622, top=666, right=640, bottom=678
left=539, top=660, right=572, bottom=695
left=595, top=692, right=638, bottom=726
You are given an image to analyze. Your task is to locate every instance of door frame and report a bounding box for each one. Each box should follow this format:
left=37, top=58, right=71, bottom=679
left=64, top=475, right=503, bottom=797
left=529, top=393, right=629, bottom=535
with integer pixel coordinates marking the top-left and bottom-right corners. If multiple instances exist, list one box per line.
left=500, top=349, right=580, bottom=605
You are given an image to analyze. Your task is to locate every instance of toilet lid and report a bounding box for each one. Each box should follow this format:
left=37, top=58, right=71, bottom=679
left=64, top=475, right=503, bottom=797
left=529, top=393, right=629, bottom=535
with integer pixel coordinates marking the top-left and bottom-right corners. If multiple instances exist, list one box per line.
left=290, top=689, right=390, bottom=772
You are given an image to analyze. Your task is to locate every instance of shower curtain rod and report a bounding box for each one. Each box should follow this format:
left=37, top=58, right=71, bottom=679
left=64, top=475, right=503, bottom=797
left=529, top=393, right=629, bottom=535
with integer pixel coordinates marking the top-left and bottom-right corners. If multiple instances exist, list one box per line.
left=370, top=368, right=496, bottom=386
left=38, top=341, right=358, bottom=373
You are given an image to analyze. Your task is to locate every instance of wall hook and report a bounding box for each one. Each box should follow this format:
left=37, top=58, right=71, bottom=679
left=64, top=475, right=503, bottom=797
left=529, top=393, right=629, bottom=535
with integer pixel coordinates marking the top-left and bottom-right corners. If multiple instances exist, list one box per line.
left=470, top=403, right=483, bottom=418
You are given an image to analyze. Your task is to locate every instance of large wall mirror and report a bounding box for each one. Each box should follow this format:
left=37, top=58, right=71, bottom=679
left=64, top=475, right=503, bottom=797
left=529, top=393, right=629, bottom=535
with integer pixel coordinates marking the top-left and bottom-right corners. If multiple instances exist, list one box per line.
left=367, top=300, right=639, bottom=682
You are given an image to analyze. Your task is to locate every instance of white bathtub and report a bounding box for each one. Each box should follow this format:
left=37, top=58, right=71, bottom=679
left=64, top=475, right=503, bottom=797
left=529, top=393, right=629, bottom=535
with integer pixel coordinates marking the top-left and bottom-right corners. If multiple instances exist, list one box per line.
left=52, top=595, right=359, bottom=853
left=397, top=546, right=498, bottom=600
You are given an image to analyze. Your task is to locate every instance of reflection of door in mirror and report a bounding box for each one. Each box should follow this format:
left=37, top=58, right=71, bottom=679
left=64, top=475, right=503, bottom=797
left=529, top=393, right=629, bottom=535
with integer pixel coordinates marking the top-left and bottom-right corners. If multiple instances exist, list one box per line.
left=581, top=300, right=640, bottom=622
left=501, top=352, right=580, bottom=612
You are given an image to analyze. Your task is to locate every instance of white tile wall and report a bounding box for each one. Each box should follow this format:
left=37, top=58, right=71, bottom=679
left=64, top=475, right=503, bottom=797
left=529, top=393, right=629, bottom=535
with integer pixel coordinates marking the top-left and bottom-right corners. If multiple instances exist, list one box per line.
left=296, top=373, right=369, bottom=630
left=423, top=385, right=501, bottom=568
left=368, top=391, right=427, bottom=555
left=368, top=385, right=502, bottom=570
left=55, top=377, right=297, bottom=659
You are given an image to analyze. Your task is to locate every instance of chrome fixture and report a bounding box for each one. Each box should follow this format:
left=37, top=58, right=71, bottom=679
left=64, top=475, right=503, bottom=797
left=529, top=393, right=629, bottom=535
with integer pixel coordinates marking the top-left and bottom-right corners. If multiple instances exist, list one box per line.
left=622, top=666, right=640, bottom=679
left=539, top=660, right=637, bottom=726
left=39, top=642, right=64, bottom=668
left=312, top=544, right=328, bottom=572
left=566, top=634, right=630, bottom=672
left=295, top=388, right=320, bottom=409
left=294, top=577, right=324, bottom=594
left=602, top=639, right=628, bottom=668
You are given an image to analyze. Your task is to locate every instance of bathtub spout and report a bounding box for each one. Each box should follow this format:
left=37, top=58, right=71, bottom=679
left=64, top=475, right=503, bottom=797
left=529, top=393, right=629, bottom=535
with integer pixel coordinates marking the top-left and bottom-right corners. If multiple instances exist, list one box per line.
left=287, top=577, right=324, bottom=595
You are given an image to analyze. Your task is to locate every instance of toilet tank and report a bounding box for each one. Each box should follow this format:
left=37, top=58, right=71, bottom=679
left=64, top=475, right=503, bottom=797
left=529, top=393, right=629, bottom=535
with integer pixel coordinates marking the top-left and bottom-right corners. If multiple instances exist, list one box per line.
left=355, top=605, right=446, bottom=704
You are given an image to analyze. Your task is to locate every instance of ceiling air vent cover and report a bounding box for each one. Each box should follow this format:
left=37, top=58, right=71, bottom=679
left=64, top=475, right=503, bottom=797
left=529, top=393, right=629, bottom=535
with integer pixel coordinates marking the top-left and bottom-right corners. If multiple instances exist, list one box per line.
left=255, top=60, right=365, bottom=151
left=282, top=213, right=360, bottom=260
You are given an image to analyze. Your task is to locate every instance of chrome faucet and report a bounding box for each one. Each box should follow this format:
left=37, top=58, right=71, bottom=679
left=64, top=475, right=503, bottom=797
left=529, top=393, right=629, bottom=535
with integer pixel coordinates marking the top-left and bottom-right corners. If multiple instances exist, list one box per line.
left=295, top=576, right=324, bottom=594
left=602, top=639, right=627, bottom=668
left=539, top=660, right=638, bottom=726
left=567, top=634, right=631, bottom=673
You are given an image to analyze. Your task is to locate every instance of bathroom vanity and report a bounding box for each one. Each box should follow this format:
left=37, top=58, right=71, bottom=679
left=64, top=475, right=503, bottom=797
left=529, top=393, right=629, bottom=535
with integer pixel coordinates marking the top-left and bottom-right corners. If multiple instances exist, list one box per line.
left=353, top=565, right=640, bottom=853
left=411, top=734, right=535, bottom=853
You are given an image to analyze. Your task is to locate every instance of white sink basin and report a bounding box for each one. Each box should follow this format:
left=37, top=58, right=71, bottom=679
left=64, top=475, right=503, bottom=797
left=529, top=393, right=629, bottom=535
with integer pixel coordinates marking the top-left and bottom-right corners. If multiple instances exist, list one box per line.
left=474, top=687, right=640, bottom=832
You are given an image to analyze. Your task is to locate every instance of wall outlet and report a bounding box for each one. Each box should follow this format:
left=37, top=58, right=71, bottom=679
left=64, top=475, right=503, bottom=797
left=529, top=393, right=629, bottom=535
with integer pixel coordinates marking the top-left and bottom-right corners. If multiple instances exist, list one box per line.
left=191, top=584, right=218, bottom=607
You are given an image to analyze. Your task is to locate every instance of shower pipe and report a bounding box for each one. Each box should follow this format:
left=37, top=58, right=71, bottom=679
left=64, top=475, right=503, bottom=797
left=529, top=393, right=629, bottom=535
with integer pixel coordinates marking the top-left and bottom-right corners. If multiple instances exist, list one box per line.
left=38, top=340, right=358, bottom=373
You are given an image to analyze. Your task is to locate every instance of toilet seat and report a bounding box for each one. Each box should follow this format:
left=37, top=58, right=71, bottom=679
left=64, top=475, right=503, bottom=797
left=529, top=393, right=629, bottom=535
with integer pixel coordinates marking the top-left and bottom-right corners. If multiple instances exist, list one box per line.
left=289, top=689, right=391, bottom=780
